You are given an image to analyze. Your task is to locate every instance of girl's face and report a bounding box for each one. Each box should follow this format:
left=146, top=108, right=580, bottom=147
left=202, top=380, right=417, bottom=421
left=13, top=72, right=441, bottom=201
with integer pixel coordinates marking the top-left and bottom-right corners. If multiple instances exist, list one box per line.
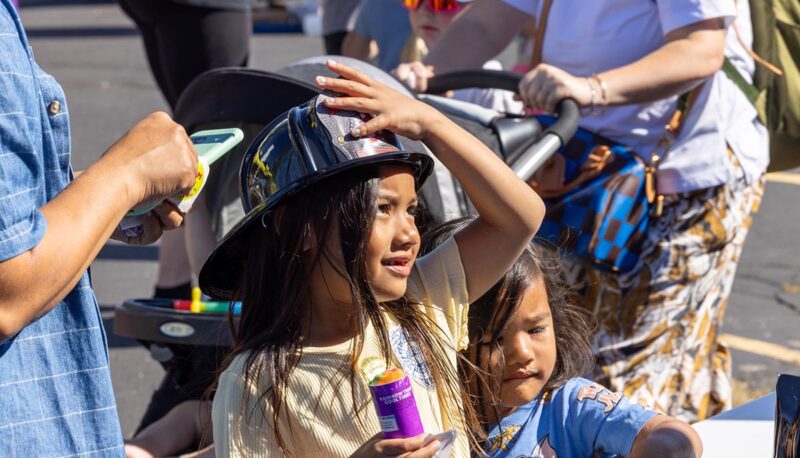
left=313, top=165, right=420, bottom=305
left=366, top=166, right=421, bottom=301
left=481, top=277, right=557, bottom=416
left=409, top=2, right=467, bottom=48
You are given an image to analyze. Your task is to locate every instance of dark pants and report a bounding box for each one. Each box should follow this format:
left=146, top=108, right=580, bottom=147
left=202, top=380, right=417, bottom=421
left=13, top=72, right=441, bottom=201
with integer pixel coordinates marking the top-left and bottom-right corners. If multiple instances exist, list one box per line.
left=134, top=344, right=224, bottom=434
left=118, top=0, right=251, bottom=110
left=324, top=31, right=348, bottom=56
left=117, top=0, right=248, bottom=432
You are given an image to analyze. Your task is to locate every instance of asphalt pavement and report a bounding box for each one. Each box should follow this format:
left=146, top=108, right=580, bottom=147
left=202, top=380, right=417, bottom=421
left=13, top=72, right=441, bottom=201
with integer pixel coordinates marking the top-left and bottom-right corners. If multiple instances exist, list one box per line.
left=18, top=0, right=800, bottom=438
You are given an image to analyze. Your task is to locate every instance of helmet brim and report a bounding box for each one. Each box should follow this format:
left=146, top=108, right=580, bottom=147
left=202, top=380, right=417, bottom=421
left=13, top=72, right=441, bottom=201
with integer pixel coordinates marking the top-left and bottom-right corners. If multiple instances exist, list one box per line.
left=199, top=151, right=434, bottom=300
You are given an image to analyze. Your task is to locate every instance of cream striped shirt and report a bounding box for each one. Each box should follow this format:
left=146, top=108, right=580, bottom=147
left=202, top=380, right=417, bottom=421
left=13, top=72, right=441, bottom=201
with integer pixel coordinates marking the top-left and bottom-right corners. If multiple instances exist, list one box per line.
left=212, top=236, right=470, bottom=457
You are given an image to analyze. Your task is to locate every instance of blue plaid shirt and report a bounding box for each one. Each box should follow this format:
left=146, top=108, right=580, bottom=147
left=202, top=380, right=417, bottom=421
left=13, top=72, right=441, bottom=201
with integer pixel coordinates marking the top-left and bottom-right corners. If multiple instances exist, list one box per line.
left=0, top=1, right=124, bottom=455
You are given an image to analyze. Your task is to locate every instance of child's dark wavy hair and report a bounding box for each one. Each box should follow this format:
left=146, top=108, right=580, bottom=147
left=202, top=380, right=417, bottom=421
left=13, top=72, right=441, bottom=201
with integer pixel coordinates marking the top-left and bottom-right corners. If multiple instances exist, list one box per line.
left=213, top=173, right=483, bottom=455
left=421, top=217, right=596, bottom=425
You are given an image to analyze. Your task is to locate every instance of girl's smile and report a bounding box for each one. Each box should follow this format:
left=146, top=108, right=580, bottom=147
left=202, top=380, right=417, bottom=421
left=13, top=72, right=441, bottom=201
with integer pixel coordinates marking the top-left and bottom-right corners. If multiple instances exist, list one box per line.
left=381, top=256, right=413, bottom=278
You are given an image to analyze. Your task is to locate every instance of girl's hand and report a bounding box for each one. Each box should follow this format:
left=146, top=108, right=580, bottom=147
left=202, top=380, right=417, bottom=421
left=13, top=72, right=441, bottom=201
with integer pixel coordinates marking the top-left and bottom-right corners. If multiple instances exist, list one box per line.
left=350, top=433, right=441, bottom=458
left=518, top=63, right=592, bottom=113
left=315, top=60, right=442, bottom=141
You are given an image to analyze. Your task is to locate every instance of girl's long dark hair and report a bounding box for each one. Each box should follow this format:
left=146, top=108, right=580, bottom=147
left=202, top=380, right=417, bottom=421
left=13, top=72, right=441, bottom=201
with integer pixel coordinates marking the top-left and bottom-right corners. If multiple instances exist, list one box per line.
left=215, top=170, right=482, bottom=455
left=421, top=218, right=596, bottom=428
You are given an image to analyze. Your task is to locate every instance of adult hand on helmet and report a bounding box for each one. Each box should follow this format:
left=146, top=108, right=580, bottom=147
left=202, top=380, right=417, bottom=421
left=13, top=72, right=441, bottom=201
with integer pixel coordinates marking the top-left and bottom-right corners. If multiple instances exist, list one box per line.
left=518, top=63, right=593, bottom=113
left=316, top=59, right=443, bottom=142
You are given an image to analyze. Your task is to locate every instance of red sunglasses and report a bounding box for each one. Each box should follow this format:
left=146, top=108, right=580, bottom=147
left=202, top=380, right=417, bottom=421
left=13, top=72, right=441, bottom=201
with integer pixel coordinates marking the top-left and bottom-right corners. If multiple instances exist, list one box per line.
left=403, top=0, right=466, bottom=14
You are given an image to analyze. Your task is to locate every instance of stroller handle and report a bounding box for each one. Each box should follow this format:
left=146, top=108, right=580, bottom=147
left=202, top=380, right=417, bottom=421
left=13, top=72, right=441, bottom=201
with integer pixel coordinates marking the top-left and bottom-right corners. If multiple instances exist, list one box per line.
left=426, top=70, right=580, bottom=180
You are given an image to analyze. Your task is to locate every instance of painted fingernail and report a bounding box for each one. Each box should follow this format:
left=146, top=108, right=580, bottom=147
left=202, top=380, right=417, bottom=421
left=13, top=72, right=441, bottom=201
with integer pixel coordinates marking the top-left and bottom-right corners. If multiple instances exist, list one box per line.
left=327, top=59, right=337, bottom=67
left=350, top=127, right=361, bottom=137
left=325, top=96, right=336, bottom=105
left=316, top=76, right=326, bottom=84
left=430, top=441, right=442, bottom=450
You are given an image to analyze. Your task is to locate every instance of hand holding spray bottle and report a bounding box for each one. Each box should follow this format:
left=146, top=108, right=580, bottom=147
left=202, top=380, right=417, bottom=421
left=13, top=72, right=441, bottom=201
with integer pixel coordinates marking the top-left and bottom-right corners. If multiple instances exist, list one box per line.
left=118, top=128, right=244, bottom=236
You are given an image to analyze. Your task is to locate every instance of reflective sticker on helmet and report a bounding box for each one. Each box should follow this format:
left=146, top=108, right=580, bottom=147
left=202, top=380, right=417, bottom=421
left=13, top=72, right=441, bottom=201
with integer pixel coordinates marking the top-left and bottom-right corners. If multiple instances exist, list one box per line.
left=315, top=92, right=400, bottom=159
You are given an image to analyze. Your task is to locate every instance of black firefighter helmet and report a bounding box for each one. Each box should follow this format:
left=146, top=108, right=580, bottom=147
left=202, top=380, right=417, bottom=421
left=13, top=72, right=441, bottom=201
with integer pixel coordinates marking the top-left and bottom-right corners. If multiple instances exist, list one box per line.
left=199, top=92, right=434, bottom=300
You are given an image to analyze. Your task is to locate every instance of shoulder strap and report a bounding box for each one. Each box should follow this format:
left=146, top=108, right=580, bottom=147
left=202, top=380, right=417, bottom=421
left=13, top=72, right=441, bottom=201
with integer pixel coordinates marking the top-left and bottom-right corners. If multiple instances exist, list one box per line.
left=722, top=57, right=759, bottom=106
left=530, top=0, right=553, bottom=69
left=667, top=88, right=700, bottom=135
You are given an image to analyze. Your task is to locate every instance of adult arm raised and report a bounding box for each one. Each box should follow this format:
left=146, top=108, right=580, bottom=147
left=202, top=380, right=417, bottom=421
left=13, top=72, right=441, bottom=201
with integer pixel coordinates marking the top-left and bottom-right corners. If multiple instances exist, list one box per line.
left=0, top=112, right=197, bottom=342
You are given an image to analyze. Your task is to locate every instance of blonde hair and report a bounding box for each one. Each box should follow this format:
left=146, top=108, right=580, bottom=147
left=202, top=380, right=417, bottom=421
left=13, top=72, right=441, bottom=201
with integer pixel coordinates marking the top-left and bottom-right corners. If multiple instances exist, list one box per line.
left=400, top=34, right=428, bottom=64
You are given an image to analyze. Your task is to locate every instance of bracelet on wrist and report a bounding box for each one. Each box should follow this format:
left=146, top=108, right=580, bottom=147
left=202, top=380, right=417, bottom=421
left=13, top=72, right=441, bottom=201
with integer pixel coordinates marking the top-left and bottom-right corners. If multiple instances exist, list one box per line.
left=590, top=74, right=609, bottom=107
left=585, top=77, right=597, bottom=113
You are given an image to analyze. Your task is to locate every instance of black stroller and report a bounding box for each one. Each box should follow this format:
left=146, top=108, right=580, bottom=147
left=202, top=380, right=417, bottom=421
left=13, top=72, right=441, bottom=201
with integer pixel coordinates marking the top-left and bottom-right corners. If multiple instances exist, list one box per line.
left=113, top=56, right=579, bottom=430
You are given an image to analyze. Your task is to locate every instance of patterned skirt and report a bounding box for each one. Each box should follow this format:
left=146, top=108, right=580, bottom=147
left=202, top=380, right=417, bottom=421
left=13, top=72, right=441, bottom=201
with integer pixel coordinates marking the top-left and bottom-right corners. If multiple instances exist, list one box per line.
left=564, top=154, right=765, bottom=422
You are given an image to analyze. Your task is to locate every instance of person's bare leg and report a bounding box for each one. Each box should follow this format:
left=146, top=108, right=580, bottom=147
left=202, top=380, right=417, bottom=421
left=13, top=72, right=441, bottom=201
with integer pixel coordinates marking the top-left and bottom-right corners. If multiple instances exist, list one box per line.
left=184, top=192, right=217, bottom=279
left=155, top=226, right=192, bottom=293
left=126, top=400, right=212, bottom=457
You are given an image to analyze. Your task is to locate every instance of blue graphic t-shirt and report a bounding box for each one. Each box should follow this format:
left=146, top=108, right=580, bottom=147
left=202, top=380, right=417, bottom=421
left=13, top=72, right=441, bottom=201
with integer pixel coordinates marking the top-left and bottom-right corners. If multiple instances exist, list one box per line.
left=484, top=378, right=658, bottom=458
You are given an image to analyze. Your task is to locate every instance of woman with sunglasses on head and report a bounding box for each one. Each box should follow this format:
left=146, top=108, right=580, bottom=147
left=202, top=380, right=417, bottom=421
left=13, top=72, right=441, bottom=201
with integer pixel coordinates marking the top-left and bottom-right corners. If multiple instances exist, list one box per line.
left=396, top=0, right=768, bottom=424
left=399, top=0, right=523, bottom=114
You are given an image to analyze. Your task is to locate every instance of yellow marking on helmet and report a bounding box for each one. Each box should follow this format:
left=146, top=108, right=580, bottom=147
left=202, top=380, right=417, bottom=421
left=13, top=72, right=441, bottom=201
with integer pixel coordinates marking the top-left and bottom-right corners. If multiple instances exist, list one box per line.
left=254, top=154, right=277, bottom=195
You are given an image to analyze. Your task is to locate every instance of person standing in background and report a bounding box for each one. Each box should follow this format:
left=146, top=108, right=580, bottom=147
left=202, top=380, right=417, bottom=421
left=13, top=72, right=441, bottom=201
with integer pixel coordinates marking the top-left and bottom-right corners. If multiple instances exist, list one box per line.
left=319, top=0, right=361, bottom=55
left=118, top=0, right=252, bottom=301
left=0, top=0, right=198, bottom=455
left=342, top=0, right=413, bottom=72
left=403, top=0, right=522, bottom=112
left=117, top=0, right=252, bottom=433
left=118, top=0, right=251, bottom=112
left=398, top=0, right=768, bottom=422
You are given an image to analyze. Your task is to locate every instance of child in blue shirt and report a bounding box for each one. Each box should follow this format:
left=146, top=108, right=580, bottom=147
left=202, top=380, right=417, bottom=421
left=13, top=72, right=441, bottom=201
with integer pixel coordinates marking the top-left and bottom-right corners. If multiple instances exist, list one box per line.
left=422, top=220, right=703, bottom=457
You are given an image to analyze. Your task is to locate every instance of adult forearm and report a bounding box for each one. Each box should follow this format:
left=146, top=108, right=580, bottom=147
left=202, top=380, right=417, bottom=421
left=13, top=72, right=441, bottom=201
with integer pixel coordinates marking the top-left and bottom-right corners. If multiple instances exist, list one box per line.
left=0, top=158, right=134, bottom=340
left=422, top=0, right=525, bottom=73
left=0, top=111, right=196, bottom=341
left=598, top=19, right=726, bottom=106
